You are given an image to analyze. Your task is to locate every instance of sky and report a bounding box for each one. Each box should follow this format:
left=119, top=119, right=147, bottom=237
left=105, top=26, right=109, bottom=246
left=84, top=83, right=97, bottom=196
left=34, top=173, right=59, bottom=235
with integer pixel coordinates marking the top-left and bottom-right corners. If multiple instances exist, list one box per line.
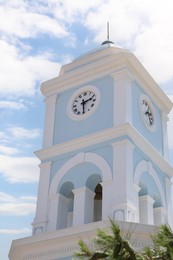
left=0, top=0, right=173, bottom=259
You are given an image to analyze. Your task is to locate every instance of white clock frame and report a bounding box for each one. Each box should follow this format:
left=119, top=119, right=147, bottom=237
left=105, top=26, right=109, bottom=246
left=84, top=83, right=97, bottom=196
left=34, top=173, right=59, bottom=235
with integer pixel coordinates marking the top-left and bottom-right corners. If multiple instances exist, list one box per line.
left=67, top=85, right=100, bottom=120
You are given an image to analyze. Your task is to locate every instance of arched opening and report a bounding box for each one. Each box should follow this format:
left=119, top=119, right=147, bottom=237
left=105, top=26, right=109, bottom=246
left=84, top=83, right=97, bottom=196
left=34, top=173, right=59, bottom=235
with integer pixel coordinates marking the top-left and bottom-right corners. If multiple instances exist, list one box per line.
left=94, top=183, right=102, bottom=222
left=138, top=172, right=163, bottom=225
left=134, top=160, right=167, bottom=225
left=86, top=174, right=102, bottom=223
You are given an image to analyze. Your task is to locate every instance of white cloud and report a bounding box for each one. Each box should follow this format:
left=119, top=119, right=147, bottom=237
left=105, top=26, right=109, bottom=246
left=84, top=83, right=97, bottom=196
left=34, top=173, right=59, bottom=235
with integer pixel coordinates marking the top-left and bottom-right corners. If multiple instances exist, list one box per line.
left=0, top=3, right=68, bottom=39
left=0, top=155, right=40, bottom=183
left=0, top=145, right=19, bottom=155
left=0, top=40, right=61, bottom=96
left=0, top=192, right=36, bottom=216
left=47, top=0, right=103, bottom=23
left=84, top=0, right=173, bottom=85
left=0, top=228, right=31, bottom=235
left=8, top=127, right=41, bottom=139
left=0, top=131, right=8, bottom=140
left=0, top=202, right=35, bottom=216
left=0, top=101, right=26, bottom=110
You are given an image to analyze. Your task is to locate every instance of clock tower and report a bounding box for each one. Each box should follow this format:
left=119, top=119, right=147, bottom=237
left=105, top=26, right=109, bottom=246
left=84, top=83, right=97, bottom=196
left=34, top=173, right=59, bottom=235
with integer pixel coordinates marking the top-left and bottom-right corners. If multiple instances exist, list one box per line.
left=9, top=44, right=173, bottom=260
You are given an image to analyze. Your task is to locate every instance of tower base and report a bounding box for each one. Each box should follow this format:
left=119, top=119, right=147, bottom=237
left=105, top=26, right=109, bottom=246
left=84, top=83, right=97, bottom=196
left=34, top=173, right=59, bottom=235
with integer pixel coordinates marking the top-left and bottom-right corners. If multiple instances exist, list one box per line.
left=9, top=221, right=156, bottom=260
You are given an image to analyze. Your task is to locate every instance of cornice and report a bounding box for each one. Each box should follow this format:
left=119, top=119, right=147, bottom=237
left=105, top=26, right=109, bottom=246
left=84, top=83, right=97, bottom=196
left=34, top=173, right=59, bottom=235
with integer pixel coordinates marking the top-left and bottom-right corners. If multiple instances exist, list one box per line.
left=41, top=52, right=127, bottom=96
left=41, top=49, right=172, bottom=114
left=35, top=124, right=173, bottom=177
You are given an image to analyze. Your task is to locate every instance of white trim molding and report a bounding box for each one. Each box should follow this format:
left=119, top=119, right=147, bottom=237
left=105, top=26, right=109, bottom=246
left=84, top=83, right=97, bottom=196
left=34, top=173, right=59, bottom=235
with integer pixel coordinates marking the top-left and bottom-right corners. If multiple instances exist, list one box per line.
left=49, top=152, right=112, bottom=196
left=35, top=124, right=173, bottom=178
left=134, top=160, right=166, bottom=209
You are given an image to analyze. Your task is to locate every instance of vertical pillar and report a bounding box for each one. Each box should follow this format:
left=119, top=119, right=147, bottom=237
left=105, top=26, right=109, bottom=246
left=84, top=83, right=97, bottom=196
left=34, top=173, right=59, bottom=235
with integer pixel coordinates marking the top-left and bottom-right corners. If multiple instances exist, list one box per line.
left=111, top=69, right=134, bottom=126
left=56, top=194, right=69, bottom=230
left=47, top=194, right=59, bottom=232
left=139, top=195, right=155, bottom=225
left=154, top=207, right=167, bottom=226
left=33, top=161, right=51, bottom=234
left=43, top=94, right=57, bottom=148
left=72, top=187, right=95, bottom=227
left=165, top=177, right=173, bottom=228
left=162, top=112, right=169, bottom=160
left=111, top=140, right=138, bottom=222
left=101, top=180, right=113, bottom=220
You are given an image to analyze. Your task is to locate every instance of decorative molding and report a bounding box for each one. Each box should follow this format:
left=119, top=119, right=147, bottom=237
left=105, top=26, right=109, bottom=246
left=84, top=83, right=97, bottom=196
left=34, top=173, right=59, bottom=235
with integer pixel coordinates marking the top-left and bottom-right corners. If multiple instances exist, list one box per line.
left=41, top=47, right=172, bottom=114
left=9, top=221, right=156, bottom=260
left=134, top=160, right=167, bottom=208
left=139, top=195, right=155, bottom=205
left=49, top=152, right=112, bottom=196
left=111, top=68, right=135, bottom=82
left=35, top=124, right=173, bottom=178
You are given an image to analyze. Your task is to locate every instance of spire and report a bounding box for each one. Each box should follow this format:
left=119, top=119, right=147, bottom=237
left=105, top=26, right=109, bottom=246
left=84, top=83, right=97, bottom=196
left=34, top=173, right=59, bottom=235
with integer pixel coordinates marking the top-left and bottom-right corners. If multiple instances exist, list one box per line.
left=101, top=22, right=114, bottom=47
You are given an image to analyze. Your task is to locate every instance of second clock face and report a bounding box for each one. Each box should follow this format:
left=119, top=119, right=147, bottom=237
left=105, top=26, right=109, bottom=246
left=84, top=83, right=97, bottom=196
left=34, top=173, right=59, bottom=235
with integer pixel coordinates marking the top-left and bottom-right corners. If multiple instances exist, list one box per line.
left=141, top=99, right=154, bottom=126
left=72, top=91, right=96, bottom=115
left=139, top=94, right=156, bottom=131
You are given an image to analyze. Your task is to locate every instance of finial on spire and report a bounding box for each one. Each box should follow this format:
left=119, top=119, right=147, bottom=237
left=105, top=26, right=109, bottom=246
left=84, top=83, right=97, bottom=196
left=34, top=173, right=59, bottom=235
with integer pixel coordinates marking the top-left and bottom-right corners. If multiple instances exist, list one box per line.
left=101, top=22, right=114, bottom=47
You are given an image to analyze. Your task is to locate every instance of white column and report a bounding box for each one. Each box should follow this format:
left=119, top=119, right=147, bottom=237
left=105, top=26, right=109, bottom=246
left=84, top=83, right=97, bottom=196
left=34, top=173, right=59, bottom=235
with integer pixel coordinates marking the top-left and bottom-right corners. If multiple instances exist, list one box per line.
left=111, top=140, right=138, bottom=222
left=72, top=187, right=95, bottom=227
left=139, top=195, right=155, bottom=225
left=133, top=184, right=141, bottom=223
left=111, top=69, right=134, bottom=126
left=165, top=177, right=173, bottom=229
left=101, top=180, right=113, bottom=220
left=112, top=140, right=134, bottom=200
left=154, top=207, right=167, bottom=226
left=162, top=112, right=169, bottom=160
left=33, top=161, right=51, bottom=234
left=47, top=194, right=59, bottom=232
left=56, top=194, right=69, bottom=230
left=43, top=94, right=57, bottom=148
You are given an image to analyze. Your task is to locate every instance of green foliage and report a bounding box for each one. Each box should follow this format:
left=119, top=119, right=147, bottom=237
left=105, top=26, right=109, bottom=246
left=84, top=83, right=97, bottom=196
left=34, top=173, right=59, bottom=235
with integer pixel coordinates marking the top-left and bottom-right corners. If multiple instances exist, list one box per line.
left=73, top=221, right=173, bottom=260
left=73, top=219, right=137, bottom=260
left=141, top=224, right=173, bottom=259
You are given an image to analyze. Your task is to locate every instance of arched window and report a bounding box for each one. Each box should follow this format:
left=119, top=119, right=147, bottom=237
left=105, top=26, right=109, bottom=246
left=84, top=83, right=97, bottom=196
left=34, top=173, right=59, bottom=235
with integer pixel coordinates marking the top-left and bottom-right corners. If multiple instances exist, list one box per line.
left=86, top=174, right=102, bottom=223
left=94, top=183, right=102, bottom=222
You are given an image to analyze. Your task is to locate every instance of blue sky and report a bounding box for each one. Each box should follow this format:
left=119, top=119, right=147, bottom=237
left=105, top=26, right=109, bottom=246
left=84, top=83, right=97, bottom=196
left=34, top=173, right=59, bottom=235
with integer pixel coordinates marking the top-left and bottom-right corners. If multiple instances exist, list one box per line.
left=0, top=1, right=173, bottom=259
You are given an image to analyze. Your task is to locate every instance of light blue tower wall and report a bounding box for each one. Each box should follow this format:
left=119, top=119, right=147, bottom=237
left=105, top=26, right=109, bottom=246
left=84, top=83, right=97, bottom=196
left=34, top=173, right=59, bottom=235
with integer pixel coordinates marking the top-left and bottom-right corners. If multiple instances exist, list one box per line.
left=132, top=81, right=163, bottom=155
left=53, top=76, right=114, bottom=144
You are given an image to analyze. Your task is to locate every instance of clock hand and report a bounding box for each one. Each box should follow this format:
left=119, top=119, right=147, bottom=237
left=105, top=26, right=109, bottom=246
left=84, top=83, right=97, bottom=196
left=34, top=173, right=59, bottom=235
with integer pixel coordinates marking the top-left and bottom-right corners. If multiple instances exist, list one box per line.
left=83, top=94, right=95, bottom=104
left=145, top=109, right=153, bottom=125
left=81, top=99, right=85, bottom=114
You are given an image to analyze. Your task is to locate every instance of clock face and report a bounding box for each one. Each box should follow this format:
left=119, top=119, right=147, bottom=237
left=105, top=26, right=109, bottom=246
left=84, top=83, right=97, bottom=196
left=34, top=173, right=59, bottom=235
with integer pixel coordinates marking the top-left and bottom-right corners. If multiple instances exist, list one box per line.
left=72, top=91, right=96, bottom=115
left=141, top=99, right=154, bottom=126
left=139, top=94, right=156, bottom=131
left=68, top=85, right=100, bottom=120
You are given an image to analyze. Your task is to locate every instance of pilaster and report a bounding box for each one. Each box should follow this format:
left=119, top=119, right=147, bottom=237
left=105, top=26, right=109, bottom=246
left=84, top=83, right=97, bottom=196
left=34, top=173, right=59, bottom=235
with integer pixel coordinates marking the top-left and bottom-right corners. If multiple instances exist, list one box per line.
left=111, top=139, right=138, bottom=222
left=33, top=161, right=51, bottom=235
left=161, top=112, right=169, bottom=160
left=165, top=176, right=173, bottom=228
left=111, top=69, right=134, bottom=126
left=43, top=94, right=57, bottom=148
